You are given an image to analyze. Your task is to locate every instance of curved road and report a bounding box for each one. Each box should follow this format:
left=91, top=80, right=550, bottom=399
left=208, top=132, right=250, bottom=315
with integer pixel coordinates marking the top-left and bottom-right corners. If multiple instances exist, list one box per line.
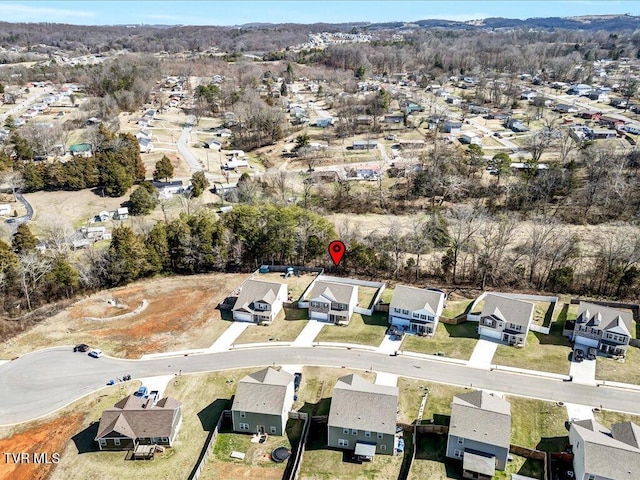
left=4, top=192, right=33, bottom=227
left=1, top=345, right=640, bottom=426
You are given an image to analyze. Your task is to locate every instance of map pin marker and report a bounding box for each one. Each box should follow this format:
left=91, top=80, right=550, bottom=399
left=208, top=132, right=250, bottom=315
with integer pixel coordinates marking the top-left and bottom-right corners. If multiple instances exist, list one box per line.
left=328, top=240, right=346, bottom=266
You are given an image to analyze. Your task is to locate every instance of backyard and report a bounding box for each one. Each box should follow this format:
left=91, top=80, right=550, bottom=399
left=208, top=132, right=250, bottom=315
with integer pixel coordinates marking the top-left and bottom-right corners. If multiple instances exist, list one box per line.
left=401, top=321, right=479, bottom=360
left=397, top=378, right=469, bottom=425
left=314, top=312, right=388, bottom=346
left=255, top=271, right=319, bottom=302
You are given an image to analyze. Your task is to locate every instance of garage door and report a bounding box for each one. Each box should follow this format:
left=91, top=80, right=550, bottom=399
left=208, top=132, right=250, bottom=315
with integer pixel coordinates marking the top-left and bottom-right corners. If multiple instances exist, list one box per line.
left=390, top=316, right=410, bottom=329
left=233, top=311, right=253, bottom=322
left=310, top=311, right=329, bottom=322
left=478, top=327, right=500, bottom=340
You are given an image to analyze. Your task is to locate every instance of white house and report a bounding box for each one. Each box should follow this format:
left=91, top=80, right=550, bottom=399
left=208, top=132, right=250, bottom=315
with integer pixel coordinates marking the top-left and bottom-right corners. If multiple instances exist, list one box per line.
left=232, top=280, right=288, bottom=324
left=138, top=137, right=153, bottom=153
left=389, top=285, right=446, bottom=335
left=460, top=132, right=482, bottom=146
left=114, top=207, right=129, bottom=220
left=0, top=204, right=11, bottom=215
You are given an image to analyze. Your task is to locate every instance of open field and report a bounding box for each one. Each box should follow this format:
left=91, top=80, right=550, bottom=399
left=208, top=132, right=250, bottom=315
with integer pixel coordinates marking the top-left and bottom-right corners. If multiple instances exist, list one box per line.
left=233, top=307, right=309, bottom=344
left=314, top=312, right=388, bottom=346
left=294, top=366, right=376, bottom=416
left=401, top=322, right=479, bottom=360
left=397, top=378, right=468, bottom=425
left=49, top=368, right=257, bottom=480
left=0, top=273, right=249, bottom=359
left=493, top=328, right=572, bottom=375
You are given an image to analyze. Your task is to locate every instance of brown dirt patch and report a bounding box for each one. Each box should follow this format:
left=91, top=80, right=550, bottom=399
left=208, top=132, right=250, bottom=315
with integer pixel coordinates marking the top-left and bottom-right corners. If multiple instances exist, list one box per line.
left=0, top=413, right=84, bottom=480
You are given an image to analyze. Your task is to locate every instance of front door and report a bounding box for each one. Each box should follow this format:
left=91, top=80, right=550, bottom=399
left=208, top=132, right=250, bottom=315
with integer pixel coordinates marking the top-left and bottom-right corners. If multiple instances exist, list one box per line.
left=257, top=425, right=265, bottom=434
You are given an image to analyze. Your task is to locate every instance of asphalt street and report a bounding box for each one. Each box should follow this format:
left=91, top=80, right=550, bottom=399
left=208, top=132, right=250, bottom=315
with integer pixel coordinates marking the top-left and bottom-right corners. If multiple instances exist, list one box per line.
left=4, top=192, right=33, bottom=228
left=1, top=345, right=639, bottom=425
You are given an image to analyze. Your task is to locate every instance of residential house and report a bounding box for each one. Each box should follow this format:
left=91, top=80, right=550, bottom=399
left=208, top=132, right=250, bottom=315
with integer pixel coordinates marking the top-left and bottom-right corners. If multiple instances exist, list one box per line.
left=580, top=110, right=602, bottom=121
left=610, top=97, right=628, bottom=109
left=599, top=115, right=625, bottom=129
left=520, top=90, right=537, bottom=101
left=571, top=302, right=633, bottom=357
left=203, top=138, right=222, bottom=150
left=590, top=129, right=617, bottom=140
left=95, top=395, right=183, bottom=450
left=356, top=115, right=373, bottom=126
left=384, top=114, right=405, bottom=124
left=460, top=132, right=482, bottom=146
left=327, top=374, right=398, bottom=457
left=555, top=104, right=579, bottom=114
left=307, top=280, right=358, bottom=324
left=135, top=129, right=152, bottom=142
left=0, top=204, right=11, bottom=215
left=398, top=139, right=425, bottom=150
left=153, top=180, right=184, bottom=199
left=477, top=294, right=534, bottom=346
left=138, top=137, right=153, bottom=153
left=68, top=143, right=92, bottom=158
left=232, top=279, right=287, bottom=324
left=353, top=164, right=381, bottom=180
left=388, top=285, right=446, bottom=335
left=316, top=117, right=333, bottom=128
left=114, top=207, right=129, bottom=220
left=569, top=419, right=640, bottom=480
left=231, top=367, right=294, bottom=436
left=568, top=84, right=592, bottom=96
left=352, top=140, right=378, bottom=150
left=444, top=120, right=463, bottom=133
left=446, top=95, right=462, bottom=106
left=446, top=391, right=511, bottom=480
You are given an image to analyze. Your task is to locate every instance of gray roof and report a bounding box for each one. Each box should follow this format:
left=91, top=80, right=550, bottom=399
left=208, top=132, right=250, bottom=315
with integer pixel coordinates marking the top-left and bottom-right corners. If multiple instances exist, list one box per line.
left=233, top=280, right=286, bottom=314
left=232, top=367, right=293, bottom=416
left=95, top=395, right=182, bottom=440
left=328, top=374, right=398, bottom=435
left=308, top=280, right=356, bottom=305
left=577, top=302, right=633, bottom=336
left=480, top=294, right=534, bottom=328
left=449, top=391, right=511, bottom=449
left=571, top=420, right=640, bottom=479
left=390, top=285, right=444, bottom=315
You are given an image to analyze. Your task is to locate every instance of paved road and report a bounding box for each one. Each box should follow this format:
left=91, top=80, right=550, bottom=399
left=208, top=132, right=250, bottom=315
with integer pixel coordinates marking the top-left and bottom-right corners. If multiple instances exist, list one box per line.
left=4, top=192, right=33, bottom=228
left=176, top=114, right=202, bottom=172
left=2, top=345, right=640, bottom=425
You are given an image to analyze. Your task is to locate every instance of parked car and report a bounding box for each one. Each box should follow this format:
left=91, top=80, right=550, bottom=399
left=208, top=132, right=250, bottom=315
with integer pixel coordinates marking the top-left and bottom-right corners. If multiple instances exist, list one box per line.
left=294, top=373, right=302, bottom=392
left=134, top=386, right=148, bottom=397
left=587, top=347, right=597, bottom=360
left=73, top=343, right=90, bottom=352
left=397, top=438, right=405, bottom=453
left=573, top=349, right=584, bottom=363
left=88, top=349, right=103, bottom=358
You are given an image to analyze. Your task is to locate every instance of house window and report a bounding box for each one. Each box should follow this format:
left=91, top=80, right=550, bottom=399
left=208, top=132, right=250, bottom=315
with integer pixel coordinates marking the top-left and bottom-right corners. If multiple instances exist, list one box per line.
left=454, top=449, right=463, bottom=458
left=428, top=316, right=434, bottom=322
left=412, top=312, right=420, bottom=318
left=377, top=433, right=383, bottom=439
left=588, top=476, right=595, bottom=480
left=394, top=308, right=401, bottom=313
left=239, top=423, right=249, bottom=431
left=420, top=314, right=427, bottom=320
left=99, top=439, right=106, bottom=447
left=381, top=444, right=387, bottom=451
left=351, top=429, right=358, bottom=435
left=161, top=437, right=168, bottom=443
left=402, top=309, right=409, bottom=315
left=338, top=439, right=349, bottom=447
left=457, top=438, right=464, bottom=444
left=114, top=438, right=121, bottom=446
left=343, top=428, right=349, bottom=434
left=270, top=426, right=277, bottom=434
left=240, top=411, right=246, bottom=418
left=365, top=431, right=371, bottom=437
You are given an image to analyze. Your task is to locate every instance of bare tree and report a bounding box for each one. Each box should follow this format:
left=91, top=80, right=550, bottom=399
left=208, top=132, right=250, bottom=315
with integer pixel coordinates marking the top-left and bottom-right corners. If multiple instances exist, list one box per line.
left=1, top=170, right=24, bottom=202
left=18, top=251, right=51, bottom=311
left=446, top=205, right=483, bottom=284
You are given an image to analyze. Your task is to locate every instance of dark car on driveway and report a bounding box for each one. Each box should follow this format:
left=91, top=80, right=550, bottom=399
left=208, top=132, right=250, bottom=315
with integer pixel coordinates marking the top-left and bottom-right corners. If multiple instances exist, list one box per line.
left=73, top=343, right=90, bottom=352
left=573, top=349, right=584, bottom=362
left=587, top=347, right=597, bottom=360
left=294, top=373, right=302, bottom=392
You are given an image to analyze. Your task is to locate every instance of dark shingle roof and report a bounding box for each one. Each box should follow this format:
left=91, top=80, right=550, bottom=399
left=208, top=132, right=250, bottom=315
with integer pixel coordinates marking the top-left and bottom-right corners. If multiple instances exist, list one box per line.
left=480, top=294, right=534, bottom=328
left=232, top=367, right=293, bottom=416
left=449, top=391, right=511, bottom=449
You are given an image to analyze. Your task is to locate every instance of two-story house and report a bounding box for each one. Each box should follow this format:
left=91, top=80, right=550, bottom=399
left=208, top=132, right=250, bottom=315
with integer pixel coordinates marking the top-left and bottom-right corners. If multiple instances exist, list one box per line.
left=232, top=279, right=288, bottom=324
left=307, top=280, right=358, bottom=325
left=446, top=391, right=511, bottom=480
left=570, top=419, right=640, bottom=480
left=231, top=367, right=294, bottom=436
left=478, top=294, right=534, bottom=347
left=95, top=395, right=183, bottom=451
left=388, top=285, right=446, bottom=336
left=327, top=374, right=398, bottom=458
left=571, top=302, right=633, bottom=357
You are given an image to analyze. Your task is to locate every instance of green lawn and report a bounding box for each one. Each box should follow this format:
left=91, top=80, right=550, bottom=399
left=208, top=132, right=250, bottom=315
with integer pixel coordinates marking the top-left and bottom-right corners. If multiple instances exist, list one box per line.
left=596, top=346, right=640, bottom=385
left=595, top=409, right=640, bottom=427
left=507, top=396, right=569, bottom=453
left=397, top=378, right=469, bottom=425
left=314, top=312, right=388, bottom=346
left=357, top=286, right=381, bottom=310
left=402, top=322, right=479, bottom=361
left=492, top=326, right=572, bottom=375
left=233, top=308, right=309, bottom=344
left=441, top=299, right=475, bottom=319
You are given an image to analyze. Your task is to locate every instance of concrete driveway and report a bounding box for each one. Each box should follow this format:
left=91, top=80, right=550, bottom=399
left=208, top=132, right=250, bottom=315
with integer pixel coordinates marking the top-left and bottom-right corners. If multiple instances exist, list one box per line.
left=376, top=333, right=403, bottom=354
left=292, top=319, right=325, bottom=346
left=468, top=337, right=499, bottom=369
left=569, top=355, right=596, bottom=385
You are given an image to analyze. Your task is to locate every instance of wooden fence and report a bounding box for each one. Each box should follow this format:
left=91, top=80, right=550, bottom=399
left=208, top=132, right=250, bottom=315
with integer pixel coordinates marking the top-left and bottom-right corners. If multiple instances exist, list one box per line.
left=283, top=411, right=310, bottom=480
left=509, top=444, right=548, bottom=480
left=187, top=410, right=229, bottom=480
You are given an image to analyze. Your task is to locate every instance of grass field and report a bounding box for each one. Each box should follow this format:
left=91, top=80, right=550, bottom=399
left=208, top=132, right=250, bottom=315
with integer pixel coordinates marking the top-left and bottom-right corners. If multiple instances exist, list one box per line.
left=492, top=328, right=572, bottom=375
left=233, top=308, right=309, bottom=344
left=48, top=368, right=259, bottom=480
left=0, top=273, right=248, bottom=359
left=314, top=312, right=388, bottom=347
left=401, top=322, right=479, bottom=360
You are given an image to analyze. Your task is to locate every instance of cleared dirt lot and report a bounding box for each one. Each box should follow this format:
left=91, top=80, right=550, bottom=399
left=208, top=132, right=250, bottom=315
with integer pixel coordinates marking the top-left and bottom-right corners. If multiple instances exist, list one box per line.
left=0, top=273, right=250, bottom=359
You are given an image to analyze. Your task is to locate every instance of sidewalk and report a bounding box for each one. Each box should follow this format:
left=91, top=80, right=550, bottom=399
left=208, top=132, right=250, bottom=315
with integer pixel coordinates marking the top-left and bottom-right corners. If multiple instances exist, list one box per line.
left=208, top=322, right=250, bottom=352
left=375, top=371, right=398, bottom=387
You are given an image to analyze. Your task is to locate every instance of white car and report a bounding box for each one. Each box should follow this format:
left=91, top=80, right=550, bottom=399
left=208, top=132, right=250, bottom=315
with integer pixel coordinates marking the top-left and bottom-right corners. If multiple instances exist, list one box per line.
left=88, top=349, right=103, bottom=358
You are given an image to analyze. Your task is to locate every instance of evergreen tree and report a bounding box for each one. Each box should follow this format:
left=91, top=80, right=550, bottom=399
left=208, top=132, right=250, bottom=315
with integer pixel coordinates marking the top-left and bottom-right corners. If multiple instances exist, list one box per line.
left=12, top=224, right=37, bottom=254
left=106, top=226, right=148, bottom=285
left=129, top=182, right=158, bottom=215
left=191, top=171, right=209, bottom=197
left=152, top=155, right=174, bottom=182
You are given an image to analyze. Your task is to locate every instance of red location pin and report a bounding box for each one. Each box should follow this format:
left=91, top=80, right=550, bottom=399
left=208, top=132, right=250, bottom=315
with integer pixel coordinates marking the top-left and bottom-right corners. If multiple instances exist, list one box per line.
left=328, top=240, right=346, bottom=266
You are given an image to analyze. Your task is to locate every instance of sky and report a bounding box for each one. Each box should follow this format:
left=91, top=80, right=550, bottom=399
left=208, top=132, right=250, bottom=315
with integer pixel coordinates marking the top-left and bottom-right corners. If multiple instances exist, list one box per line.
left=0, top=1, right=639, bottom=26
